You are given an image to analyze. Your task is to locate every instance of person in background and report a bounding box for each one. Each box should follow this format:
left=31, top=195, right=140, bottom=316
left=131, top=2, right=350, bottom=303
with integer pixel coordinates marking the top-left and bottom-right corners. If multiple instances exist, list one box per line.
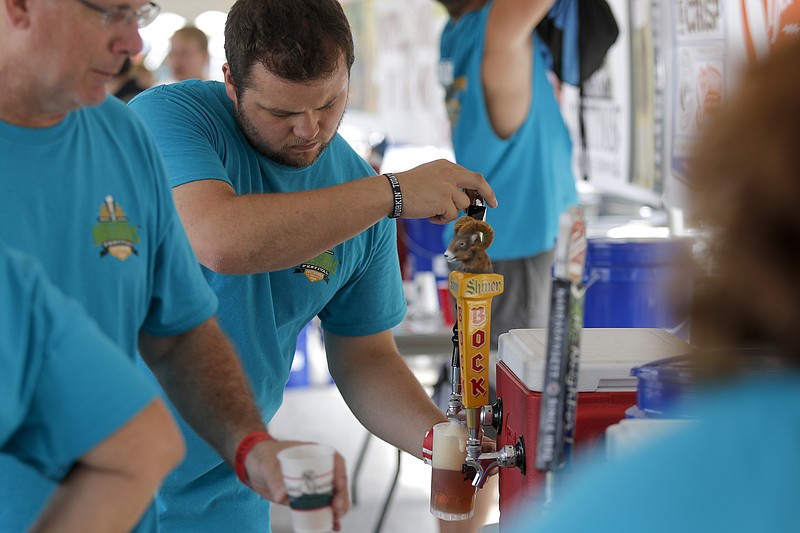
left=0, top=242, right=184, bottom=532
left=433, top=2, right=578, bottom=528
left=506, top=36, right=800, bottom=533
left=0, top=1, right=347, bottom=531
left=435, top=0, right=578, bottom=348
left=129, top=0, right=497, bottom=530
left=107, top=56, right=152, bottom=103
left=167, top=25, right=210, bottom=81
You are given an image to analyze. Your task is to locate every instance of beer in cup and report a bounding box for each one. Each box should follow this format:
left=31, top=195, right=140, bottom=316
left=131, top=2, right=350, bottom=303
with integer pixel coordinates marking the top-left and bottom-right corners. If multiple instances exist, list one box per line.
left=429, top=420, right=476, bottom=520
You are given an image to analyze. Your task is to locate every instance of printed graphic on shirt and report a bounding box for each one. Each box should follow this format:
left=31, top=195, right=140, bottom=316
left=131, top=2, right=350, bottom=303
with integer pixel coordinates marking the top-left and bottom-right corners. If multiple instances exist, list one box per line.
left=92, top=195, right=139, bottom=261
left=295, top=250, right=339, bottom=283
left=443, top=72, right=467, bottom=128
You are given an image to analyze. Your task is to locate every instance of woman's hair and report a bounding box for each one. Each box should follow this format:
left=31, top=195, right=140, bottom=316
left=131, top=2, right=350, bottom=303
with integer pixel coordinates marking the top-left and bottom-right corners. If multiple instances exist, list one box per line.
left=224, top=0, right=355, bottom=94
left=686, top=38, right=800, bottom=376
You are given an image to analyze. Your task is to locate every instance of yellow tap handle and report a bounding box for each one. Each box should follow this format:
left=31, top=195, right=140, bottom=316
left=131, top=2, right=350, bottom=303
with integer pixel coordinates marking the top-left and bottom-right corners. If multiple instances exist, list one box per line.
left=448, top=272, right=504, bottom=408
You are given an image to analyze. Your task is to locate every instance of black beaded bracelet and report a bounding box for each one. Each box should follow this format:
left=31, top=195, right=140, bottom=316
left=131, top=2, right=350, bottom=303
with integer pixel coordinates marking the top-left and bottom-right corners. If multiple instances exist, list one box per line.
left=384, top=172, right=403, bottom=219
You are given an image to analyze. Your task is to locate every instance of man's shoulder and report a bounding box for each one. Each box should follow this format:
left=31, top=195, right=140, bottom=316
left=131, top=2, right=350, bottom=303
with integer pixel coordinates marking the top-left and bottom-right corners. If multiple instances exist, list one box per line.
left=78, top=97, right=150, bottom=137
left=322, top=134, right=375, bottom=177
left=131, top=80, right=224, bottom=107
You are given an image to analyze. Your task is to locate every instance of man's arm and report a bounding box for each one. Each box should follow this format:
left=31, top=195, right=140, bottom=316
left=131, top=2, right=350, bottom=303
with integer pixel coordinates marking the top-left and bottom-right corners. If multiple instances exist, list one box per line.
left=323, top=330, right=446, bottom=457
left=173, top=159, right=496, bottom=275
left=30, top=400, right=184, bottom=533
left=138, top=317, right=350, bottom=519
left=138, top=318, right=262, bottom=460
left=482, top=0, right=555, bottom=138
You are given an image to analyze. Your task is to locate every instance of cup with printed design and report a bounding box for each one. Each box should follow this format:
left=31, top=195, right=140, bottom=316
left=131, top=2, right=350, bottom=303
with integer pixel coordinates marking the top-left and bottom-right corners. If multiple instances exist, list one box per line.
left=277, top=444, right=335, bottom=533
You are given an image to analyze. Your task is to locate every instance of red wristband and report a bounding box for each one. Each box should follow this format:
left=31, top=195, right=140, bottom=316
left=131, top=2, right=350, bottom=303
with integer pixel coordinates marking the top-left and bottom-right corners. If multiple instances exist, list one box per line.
left=422, top=425, right=434, bottom=466
left=234, top=431, right=272, bottom=486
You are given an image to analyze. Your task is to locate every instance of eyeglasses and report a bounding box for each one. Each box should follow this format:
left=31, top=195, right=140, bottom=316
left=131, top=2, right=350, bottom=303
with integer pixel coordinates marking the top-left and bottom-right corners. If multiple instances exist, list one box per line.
left=73, top=0, right=161, bottom=29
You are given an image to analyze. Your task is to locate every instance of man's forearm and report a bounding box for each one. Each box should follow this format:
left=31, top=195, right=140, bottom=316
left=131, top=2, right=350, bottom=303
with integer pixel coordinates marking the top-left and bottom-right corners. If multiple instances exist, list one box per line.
left=175, top=175, right=392, bottom=275
left=139, top=318, right=266, bottom=463
left=326, top=331, right=446, bottom=457
left=30, top=401, right=183, bottom=533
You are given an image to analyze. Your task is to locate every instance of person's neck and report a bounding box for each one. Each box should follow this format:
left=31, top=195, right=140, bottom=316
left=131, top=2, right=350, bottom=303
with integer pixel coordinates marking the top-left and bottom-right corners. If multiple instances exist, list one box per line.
left=0, top=64, right=68, bottom=128
left=0, top=96, right=68, bottom=128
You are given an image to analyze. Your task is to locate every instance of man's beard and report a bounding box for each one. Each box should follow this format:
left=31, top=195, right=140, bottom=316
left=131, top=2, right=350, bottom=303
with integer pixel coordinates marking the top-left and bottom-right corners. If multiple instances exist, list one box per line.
left=234, top=104, right=342, bottom=168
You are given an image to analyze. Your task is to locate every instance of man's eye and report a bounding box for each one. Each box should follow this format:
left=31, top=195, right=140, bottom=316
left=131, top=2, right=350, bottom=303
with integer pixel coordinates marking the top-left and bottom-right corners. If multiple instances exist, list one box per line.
left=107, top=9, right=132, bottom=24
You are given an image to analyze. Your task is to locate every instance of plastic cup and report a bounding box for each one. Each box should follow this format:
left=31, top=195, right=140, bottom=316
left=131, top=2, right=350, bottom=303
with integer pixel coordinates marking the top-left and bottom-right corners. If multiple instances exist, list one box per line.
left=429, top=421, right=476, bottom=521
left=276, top=444, right=335, bottom=533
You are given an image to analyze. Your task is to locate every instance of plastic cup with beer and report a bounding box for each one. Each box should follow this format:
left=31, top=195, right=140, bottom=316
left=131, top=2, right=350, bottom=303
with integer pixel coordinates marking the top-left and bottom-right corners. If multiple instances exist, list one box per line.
left=429, top=420, right=476, bottom=520
left=276, top=444, right=335, bottom=533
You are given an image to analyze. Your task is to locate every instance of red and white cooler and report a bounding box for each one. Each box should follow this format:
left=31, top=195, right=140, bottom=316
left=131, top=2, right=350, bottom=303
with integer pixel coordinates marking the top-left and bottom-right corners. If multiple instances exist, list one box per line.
left=495, top=328, right=689, bottom=526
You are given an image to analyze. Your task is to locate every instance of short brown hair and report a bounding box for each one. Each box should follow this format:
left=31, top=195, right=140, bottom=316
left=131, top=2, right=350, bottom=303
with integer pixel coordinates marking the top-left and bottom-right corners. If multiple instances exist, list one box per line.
left=224, top=0, right=355, bottom=92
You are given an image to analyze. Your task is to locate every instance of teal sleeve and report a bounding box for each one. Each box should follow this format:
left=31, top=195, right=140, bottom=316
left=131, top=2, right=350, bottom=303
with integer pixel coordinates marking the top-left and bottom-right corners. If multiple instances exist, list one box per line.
left=0, top=246, right=157, bottom=481
left=130, top=83, right=233, bottom=188
left=319, top=219, right=406, bottom=336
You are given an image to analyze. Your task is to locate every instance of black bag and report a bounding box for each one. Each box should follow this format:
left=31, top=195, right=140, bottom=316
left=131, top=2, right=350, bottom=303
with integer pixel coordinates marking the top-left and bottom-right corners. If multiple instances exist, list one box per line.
left=536, top=0, right=620, bottom=85
left=536, top=0, right=620, bottom=180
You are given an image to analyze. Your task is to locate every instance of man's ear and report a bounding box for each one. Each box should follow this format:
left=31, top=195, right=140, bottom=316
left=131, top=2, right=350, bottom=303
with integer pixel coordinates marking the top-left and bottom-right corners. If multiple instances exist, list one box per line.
left=5, top=0, right=33, bottom=28
left=222, top=63, right=239, bottom=104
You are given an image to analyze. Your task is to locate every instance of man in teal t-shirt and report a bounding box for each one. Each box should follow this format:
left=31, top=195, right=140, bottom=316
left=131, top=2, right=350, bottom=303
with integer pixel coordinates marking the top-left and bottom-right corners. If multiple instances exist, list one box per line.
left=0, top=242, right=183, bottom=532
left=130, top=0, right=497, bottom=530
left=436, top=0, right=579, bottom=347
left=0, top=1, right=295, bottom=530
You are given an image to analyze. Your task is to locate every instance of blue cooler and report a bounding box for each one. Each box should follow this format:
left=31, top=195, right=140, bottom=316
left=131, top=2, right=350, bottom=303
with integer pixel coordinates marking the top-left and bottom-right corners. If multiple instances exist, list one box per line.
left=401, top=218, right=448, bottom=279
left=626, top=355, right=697, bottom=419
left=287, top=322, right=311, bottom=388
left=583, top=238, right=693, bottom=331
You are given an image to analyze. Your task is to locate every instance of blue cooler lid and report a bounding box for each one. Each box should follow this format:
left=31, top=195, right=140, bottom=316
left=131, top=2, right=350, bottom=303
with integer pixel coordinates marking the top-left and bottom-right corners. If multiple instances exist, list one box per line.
left=630, top=355, right=696, bottom=418
left=586, top=238, right=693, bottom=267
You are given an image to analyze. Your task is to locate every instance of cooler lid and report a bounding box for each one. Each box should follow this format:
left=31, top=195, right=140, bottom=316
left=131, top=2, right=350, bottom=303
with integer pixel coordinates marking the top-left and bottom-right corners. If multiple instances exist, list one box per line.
left=497, top=328, right=690, bottom=392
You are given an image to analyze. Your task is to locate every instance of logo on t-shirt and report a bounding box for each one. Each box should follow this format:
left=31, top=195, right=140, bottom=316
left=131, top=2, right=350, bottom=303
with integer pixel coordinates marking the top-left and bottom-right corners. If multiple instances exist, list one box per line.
left=294, top=250, right=339, bottom=283
left=442, top=66, right=467, bottom=129
left=91, top=195, right=139, bottom=261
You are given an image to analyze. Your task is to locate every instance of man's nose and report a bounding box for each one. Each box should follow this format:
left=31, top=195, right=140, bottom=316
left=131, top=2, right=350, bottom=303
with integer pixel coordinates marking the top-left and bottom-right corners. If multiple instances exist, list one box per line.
left=112, top=23, right=144, bottom=57
left=293, top=112, right=320, bottom=141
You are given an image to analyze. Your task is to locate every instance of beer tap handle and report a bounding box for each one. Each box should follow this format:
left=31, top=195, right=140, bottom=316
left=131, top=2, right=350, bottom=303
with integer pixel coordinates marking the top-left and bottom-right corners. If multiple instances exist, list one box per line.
left=466, top=197, right=486, bottom=221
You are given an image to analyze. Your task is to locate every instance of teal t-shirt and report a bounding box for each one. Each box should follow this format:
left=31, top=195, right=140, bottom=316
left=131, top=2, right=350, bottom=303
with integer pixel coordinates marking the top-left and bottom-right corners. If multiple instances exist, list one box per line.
left=130, top=80, right=406, bottom=532
left=439, top=2, right=578, bottom=260
left=506, top=373, right=800, bottom=532
left=0, top=96, right=218, bottom=532
left=0, top=242, right=156, bottom=481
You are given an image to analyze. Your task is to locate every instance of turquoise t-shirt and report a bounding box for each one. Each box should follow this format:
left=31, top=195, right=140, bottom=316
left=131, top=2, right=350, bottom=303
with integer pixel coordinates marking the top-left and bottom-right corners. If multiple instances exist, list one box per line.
left=439, top=2, right=578, bottom=260
left=0, top=96, right=218, bottom=532
left=130, top=80, right=406, bottom=532
left=505, top=373, right=800, bottom=532
left=0, top=242, right=156, bottom=482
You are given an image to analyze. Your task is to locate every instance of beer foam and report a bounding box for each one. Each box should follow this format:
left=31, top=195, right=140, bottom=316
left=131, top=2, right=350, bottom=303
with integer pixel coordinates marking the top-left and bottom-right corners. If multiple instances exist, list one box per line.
left=431, top=423, right=468, bottom=471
